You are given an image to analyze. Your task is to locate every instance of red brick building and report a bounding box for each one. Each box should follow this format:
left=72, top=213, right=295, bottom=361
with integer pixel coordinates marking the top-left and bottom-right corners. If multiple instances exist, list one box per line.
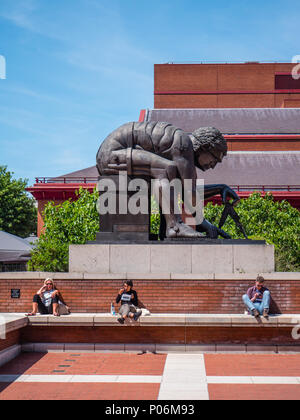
left=154, top=62, right=300, bottom=108
left=27, top=62, right=300, bottom=236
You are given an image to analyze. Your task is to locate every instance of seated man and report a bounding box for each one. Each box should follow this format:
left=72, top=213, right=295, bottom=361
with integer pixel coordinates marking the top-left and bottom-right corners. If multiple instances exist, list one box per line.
left=116, top=280, right=142, bottom=324
left=97, top=121, right=240, bottom=239
left=242, top=276, right=271, bottom=319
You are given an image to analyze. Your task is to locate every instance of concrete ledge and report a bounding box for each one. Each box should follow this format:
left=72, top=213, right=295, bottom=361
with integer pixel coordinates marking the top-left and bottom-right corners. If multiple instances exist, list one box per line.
left=4, top=313, right=298, bottom=328
left=1, top=272, right=299, bottom=281
left=0, top=314, right=28, bottom=334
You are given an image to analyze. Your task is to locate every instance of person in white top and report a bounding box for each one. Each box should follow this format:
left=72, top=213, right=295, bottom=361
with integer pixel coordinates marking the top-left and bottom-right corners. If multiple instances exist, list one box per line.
left=26, top=278, right=68, bottom=317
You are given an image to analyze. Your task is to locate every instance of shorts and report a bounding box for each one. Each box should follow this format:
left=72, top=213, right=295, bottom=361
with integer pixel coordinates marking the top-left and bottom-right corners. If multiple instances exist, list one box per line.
left=33, top=293, right=59, bottom=315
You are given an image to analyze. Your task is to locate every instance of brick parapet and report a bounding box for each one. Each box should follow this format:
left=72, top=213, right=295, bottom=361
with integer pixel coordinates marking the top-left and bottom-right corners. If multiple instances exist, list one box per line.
left=0, top=272, right=299, bottom=314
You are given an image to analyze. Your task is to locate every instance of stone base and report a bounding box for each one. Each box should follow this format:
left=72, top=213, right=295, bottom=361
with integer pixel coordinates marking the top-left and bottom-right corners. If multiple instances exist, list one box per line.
left=69, top=242, right=275, bottom=275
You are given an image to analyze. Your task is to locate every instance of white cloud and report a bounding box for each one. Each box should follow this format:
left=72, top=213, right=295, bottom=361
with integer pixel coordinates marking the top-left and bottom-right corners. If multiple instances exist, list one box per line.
left=0, top=0, right=38, bottom=31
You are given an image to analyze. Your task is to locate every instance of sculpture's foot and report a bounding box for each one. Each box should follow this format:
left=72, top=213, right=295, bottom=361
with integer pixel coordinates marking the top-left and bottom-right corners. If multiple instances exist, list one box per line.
left=166, top=221, right=205, bottom=238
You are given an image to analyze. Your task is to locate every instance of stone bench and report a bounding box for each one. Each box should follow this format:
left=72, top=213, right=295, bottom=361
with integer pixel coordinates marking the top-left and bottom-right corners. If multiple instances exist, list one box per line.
left=1, top=313, right=300, bottom=362
left=23, top=312, right=300, bottom=327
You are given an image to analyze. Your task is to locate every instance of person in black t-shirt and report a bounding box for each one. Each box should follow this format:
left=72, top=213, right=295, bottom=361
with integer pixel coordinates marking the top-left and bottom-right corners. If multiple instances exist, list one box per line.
left=116, top=280, right=142, bottom=324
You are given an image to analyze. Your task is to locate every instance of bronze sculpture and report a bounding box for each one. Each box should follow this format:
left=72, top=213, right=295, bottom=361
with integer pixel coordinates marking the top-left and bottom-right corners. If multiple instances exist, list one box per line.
left=96, top=121, right=240, bottom=239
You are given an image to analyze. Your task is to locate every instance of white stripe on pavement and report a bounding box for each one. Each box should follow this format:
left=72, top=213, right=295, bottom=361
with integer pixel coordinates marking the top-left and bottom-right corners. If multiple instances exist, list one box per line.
left=207, top=376, right=300, bottom=384
left=0, top=374, right=299, bottom=386
left=158, top=354, right=209, bottom=400
left=0, top=374, right=162, bottom=383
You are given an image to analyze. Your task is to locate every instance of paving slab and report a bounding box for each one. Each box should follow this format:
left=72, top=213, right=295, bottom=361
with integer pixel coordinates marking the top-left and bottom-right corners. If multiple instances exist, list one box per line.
left=158, top=354, right=209, bottom=400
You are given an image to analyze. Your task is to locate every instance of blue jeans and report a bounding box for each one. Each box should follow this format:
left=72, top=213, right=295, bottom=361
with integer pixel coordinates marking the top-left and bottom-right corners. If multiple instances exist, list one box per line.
left=242, top=291, right=270, bottom=315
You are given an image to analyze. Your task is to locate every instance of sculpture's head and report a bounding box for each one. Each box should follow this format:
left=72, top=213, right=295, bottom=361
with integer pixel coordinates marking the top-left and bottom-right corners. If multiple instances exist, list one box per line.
left=191, top=127, right=227, bottom=171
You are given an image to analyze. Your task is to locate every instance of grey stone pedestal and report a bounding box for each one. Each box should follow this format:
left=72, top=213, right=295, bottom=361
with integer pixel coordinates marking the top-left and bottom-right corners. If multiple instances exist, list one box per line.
left=69, top=241, right=275, bottom=275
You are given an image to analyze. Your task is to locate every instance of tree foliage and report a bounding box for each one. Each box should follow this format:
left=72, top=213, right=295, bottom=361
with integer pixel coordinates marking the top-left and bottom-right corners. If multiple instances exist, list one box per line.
left=203, top=193, right=300, bottom=272
left=29, top=189, right=300, bottom=272
left=28, top=188, right=99, bottom=272
left=0, top=165, right=37, bottom=238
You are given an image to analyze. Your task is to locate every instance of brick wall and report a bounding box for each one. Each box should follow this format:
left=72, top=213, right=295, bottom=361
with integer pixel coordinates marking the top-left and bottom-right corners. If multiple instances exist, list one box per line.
left=1, top=277, right=299, bottom=314
left=0, top=330, right=20, bottom=352
left=20, top=325, right=298, bottom=346
left=154, top=63, right=300, bottom=109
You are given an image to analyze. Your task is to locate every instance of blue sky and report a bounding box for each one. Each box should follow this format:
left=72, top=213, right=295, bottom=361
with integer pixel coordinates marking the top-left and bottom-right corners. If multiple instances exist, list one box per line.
left=0, top=0, right=299, bottom=185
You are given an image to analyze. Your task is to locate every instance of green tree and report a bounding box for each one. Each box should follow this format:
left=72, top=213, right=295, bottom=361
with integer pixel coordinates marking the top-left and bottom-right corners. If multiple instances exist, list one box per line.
left=0, top=165, right=37, bottom=238
left=28, top=188, right=99, bottom=272
left=203, top=192, right=300, bottom=272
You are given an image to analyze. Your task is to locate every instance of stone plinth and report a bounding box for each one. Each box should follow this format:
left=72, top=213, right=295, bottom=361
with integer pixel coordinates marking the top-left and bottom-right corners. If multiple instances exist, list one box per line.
left=69, top=242, right=275, bottom=275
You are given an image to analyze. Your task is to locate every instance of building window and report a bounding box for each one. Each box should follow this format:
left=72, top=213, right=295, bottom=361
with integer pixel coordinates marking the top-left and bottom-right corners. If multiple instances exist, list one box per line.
left=0, top=262, right=27, bottom=272
left=275, top=74, right=300, bottom=90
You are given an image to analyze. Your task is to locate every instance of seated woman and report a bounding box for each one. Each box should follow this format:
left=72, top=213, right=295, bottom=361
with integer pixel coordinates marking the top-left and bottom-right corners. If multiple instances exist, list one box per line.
left=26, top=278, right=69, bottom=317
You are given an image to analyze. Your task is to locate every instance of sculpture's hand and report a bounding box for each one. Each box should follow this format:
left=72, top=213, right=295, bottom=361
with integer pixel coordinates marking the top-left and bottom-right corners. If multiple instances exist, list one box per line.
left=196, top=219, right=219, bottom=239
left=105, top=150, right=128, bottom=172
left=221, top=185, right=240, bottom=206
left=196, top=219, right=232, bottom=239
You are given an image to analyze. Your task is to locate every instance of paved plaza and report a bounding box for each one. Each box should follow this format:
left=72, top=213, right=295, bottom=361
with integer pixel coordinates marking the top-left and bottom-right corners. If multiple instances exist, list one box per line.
left=0, top=352, right=300, bottom=400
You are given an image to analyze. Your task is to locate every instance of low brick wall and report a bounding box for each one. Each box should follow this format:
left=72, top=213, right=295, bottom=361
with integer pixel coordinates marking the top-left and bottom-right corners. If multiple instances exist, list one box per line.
left=1, top=314, right=300, bottom=349
left=20, top=325, right=298, bottom=346
left=0, top=272, right=299, bottom=314
left=0, top=330, right=20, bottom=352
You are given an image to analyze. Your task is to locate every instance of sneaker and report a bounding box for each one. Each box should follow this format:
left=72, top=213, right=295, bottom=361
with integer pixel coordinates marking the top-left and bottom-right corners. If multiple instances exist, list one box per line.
left=133, top=311, right=142, bottom=321
left=252, top=309, right=260, bottom=318
left=117, top=317, right=125, bottom=324
left=263, top=309, right=269, bottom=319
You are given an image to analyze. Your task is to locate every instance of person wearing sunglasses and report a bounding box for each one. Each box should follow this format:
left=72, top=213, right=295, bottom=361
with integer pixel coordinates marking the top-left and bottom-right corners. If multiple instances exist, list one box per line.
left=116, top=280, right=142, bottom=324
left=26, top=278, right=68, bottom=317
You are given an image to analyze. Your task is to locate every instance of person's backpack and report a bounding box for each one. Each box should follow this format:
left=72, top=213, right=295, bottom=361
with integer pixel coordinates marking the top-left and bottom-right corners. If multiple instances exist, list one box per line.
left=58, top=301, right=70, bottom=315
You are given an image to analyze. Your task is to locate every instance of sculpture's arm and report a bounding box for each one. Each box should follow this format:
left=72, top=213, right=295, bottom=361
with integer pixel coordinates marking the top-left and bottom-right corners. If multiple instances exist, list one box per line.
left=204, top=184, right=240, bottom=205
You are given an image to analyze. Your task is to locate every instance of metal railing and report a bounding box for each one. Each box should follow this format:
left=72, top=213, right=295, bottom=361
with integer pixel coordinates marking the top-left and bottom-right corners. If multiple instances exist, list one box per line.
left=34, top=178, right=300, bottom=192
left=232, top=185, right=300, bottom=192
left=35, top=177, right=98, bottom=184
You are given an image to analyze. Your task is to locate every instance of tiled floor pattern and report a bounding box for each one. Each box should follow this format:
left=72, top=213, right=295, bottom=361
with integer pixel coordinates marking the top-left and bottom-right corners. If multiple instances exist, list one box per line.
left=0, top=353, right=300, bottom=400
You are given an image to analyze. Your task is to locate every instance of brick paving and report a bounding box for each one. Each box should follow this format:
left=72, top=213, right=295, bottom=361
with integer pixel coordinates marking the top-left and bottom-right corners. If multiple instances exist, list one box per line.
left=0, top=352, right=300, bottom=400
left=0, top=353, right=166, bottom=376
left=204, top=354, right=300, bottom=377
left=208, top=384, right=300, bottom=400
left=0, top=382, right=160, bottom=400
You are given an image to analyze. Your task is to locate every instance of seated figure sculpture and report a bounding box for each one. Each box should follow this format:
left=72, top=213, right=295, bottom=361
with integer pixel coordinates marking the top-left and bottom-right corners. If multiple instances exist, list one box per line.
left=96, top=121, right=240, bottom=239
